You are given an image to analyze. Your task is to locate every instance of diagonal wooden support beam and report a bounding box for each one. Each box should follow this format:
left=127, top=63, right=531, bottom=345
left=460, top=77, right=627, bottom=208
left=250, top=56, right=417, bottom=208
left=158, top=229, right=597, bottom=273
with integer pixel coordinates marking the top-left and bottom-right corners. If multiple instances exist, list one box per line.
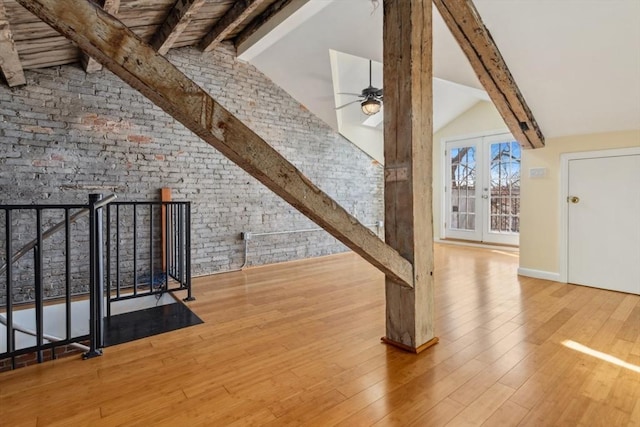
left=0, top=0, right=26, bottom=87
left=200, top=0, right=268, bottom=52
left=151, top=0, right=206, bottom=55
left=234, top=0, right=295, bottom=50
left=82, top=0, right=120, bottom=73
left=433, top=0, right=544, bottom=149
left=16, top=0, right=414, bottom=288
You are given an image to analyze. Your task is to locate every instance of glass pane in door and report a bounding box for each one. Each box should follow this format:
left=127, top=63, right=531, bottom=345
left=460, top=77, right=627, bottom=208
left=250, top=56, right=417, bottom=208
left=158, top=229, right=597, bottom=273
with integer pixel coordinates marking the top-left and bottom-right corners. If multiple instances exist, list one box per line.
left=489, top=141, right=521, bottom=233
left=450, top=146, right=477, bottom=231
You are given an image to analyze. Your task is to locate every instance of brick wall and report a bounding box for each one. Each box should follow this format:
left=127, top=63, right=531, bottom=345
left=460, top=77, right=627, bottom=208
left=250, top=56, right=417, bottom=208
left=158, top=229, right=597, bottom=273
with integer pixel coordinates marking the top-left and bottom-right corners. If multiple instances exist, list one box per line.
left=0, top=43, right=383, bottom=302
left=0, top=342, right=88, bottom=373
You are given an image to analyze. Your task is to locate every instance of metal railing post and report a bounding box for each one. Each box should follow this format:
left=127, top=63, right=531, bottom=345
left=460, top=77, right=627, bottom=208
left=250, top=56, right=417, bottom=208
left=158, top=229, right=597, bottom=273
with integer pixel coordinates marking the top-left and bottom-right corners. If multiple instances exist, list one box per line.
left=35, top=210, right=44, bottom=363
left=4, top=210, right=15, bottom=367
left=65, top=209, right=72, bottom=341
left=133, top=204, right=138, bottom=296
left=106, top=204, right=111, bottom=318
left=184, top=202, right=194, bottom=301
left=84, top=193, right=104, bottom=359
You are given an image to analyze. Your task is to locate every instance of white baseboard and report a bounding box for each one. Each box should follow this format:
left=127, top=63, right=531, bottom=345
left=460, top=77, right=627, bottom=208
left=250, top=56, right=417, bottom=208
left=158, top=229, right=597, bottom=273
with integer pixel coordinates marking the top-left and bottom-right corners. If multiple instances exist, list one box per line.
left=517, top=267, right=561, bottom=282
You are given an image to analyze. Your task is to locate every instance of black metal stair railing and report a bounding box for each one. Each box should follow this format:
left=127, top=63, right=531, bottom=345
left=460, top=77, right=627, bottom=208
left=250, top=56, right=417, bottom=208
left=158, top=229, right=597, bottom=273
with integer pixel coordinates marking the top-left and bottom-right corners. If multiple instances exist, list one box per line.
left=0, top=195, right=192, bottom=371
left=0, top=194, right=115, bottom=368
left=105, top=200, right=192, bottom=317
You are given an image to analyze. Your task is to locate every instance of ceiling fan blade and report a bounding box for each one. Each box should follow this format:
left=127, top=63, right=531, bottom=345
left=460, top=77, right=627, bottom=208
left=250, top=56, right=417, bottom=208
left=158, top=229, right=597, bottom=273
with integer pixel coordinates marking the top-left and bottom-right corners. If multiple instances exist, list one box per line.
left=337, top=92, right=364, bottom=97
left=375, top=88, right=383, bottom=97
left=335, top=100, right=362, bottom=110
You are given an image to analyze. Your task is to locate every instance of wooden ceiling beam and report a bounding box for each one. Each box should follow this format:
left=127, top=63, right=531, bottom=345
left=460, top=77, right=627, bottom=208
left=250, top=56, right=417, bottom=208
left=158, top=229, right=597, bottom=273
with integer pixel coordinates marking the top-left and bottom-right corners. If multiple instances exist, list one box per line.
left=82, top=0, right=120, bottom=73
left=234, top=0, right=294, bottom=50
left=433, top=0, right=544, bottom=149
left=199, top=0, right=268, bottom=52
left=151, top=0, right=206, bottom=55
left=15, top=0, right=415, bottom=288
left=0, top=0, right=26, bottom=87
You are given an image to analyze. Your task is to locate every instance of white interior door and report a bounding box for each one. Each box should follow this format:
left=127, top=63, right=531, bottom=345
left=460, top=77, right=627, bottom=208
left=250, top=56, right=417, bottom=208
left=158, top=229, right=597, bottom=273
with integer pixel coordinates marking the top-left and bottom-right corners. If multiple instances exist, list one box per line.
left=444, top=134, right=520, bottom=245
left=567, top=153, right=640, bottom=294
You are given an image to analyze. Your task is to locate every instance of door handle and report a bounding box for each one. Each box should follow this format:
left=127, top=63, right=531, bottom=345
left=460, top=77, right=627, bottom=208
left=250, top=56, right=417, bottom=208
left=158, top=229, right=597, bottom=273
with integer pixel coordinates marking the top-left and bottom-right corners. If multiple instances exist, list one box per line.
left=567, top=196, right=580, bottom=204
left=482, top=195, right=489, bottom=199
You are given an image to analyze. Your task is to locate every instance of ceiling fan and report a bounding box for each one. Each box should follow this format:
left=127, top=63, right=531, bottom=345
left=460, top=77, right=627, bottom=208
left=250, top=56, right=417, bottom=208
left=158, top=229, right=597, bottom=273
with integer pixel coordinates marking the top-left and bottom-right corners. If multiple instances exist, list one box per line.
left=336, top=60, right=383, bottom=116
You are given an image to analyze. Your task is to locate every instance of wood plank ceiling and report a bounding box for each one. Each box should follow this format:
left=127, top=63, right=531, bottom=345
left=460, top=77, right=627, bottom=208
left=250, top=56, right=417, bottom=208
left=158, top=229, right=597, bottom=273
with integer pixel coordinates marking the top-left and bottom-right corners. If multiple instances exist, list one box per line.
left=0, top=0, right=284, bottom=80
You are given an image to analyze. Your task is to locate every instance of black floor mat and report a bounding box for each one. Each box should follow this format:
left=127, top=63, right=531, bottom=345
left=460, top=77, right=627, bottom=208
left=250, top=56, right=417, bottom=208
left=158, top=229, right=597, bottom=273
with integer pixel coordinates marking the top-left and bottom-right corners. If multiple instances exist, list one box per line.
left=103, top=302, right=203, bottom=347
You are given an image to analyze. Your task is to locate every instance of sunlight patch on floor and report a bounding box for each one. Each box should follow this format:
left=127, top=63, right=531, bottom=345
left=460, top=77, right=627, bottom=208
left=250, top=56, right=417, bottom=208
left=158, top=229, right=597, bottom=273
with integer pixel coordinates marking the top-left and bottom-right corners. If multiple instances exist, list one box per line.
left=562, top=339, right=640, bottom=374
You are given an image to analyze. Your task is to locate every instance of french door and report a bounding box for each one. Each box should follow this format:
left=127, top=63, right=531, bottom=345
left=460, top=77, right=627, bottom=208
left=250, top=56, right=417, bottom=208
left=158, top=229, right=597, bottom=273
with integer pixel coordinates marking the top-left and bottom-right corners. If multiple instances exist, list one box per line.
left=444, top=133, right=520, bottom=246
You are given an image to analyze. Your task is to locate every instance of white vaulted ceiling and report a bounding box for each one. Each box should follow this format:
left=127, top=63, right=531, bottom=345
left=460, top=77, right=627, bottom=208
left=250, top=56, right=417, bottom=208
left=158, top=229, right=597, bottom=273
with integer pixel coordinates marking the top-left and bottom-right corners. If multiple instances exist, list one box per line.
left=241, top=0, right=640, bottom=160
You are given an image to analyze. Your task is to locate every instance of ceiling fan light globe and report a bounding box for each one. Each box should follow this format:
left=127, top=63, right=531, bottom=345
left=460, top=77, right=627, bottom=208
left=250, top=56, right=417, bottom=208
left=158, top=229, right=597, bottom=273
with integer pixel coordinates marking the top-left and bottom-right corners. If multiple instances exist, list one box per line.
left=361, top=99, right=381, bottom=115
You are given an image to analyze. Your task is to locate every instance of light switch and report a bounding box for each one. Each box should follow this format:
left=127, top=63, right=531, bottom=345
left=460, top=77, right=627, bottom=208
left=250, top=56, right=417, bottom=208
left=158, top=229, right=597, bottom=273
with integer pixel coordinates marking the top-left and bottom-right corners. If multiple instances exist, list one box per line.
left=529, top=167, right=547, bottom=179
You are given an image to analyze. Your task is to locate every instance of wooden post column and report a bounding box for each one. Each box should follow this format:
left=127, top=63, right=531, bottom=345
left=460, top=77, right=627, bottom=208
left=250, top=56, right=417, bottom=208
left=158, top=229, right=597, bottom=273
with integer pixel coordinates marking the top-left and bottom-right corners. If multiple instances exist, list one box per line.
left=382, top=0, right=437, bottom=352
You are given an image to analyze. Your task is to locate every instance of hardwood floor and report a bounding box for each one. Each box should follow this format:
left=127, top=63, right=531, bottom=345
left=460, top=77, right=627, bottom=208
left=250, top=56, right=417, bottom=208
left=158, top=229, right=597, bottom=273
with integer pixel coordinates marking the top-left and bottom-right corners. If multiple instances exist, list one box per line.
left=1, top=244, right=638, bottom=426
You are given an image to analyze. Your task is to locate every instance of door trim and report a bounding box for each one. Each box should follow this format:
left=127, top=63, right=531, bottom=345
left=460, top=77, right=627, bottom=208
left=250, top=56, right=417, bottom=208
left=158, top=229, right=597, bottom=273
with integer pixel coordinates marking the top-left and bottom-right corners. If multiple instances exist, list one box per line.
left=559, top=146, right=640, bottom=283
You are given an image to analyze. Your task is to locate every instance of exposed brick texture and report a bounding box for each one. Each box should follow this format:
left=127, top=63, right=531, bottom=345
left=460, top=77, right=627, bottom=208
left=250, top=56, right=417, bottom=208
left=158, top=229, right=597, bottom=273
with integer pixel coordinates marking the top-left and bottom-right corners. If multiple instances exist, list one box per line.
left=0, top=43, right=383, bottom=303
left=0, top=342, right=87, bottom=372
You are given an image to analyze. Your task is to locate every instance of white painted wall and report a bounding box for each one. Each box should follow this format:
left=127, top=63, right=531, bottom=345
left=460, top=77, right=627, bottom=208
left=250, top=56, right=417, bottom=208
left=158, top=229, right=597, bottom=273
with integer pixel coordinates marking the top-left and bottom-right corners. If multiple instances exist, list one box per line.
left=520, top=129, right=640, bottom=277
